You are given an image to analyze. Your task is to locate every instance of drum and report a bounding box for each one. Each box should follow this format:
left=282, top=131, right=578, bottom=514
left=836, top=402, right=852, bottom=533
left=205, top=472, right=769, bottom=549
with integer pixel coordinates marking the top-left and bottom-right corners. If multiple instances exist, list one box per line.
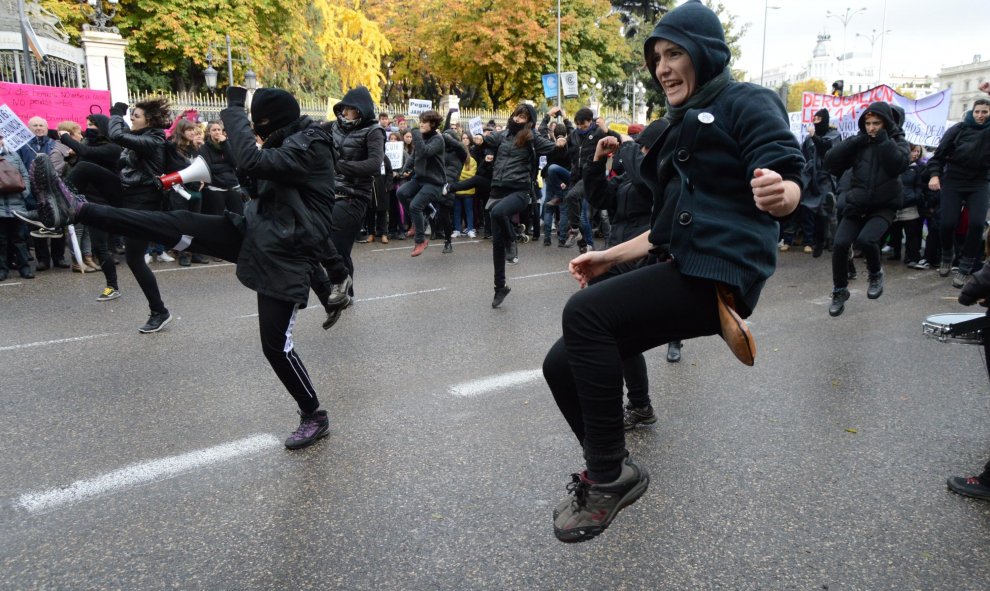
left=922, top=312, right=990, bottom=345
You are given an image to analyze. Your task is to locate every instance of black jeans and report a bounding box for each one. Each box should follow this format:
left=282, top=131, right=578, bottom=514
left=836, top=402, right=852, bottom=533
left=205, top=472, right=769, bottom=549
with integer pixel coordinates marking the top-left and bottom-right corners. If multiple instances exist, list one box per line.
left=831, top=214, right=889, bottom=289
left=489, top=189, right=529, bottom=289
left=201, top=187, right=244, bottom=216
left=329, top=197, right=367, bottom=282
left=119, top=190, right=169, bottom=314
left=939, top=183, right=989, bottom=273
left=542, top=261, right=720, bottom=480
left=77, top=202, right=323, bottom=413
left=887, top=217, right=923, bottom=263
left=0, top=217, right=30, bottom=273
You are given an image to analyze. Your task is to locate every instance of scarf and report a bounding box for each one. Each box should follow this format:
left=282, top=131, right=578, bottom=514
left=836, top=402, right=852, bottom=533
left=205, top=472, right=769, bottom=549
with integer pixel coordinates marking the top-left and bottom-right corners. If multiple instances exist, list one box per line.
left=663, top=70, right=734, bottom=124
left=963, top=110, right=990, bottom=130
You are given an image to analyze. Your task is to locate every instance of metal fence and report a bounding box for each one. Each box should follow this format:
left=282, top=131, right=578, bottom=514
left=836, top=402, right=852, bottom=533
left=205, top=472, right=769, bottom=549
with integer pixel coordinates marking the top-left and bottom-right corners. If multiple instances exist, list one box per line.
left=0, top=50, right=85, bottom=87
left=130, top=91, right=330, bottom=123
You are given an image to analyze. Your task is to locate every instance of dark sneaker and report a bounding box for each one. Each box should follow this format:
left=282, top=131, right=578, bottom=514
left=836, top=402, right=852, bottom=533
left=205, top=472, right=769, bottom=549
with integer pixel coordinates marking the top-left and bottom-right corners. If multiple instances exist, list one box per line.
left=828, top=288, right=850, bottom=317
left=543, top=236, right=552, bottom=246
left=492, top=286, right=511, bottom=308
left=178, top=253, right=191, bottom=267
left=939, top=260, right=952, bottom=277
left=328, top=275, right=353, bottom=308
left=947, top=476, right=990, bottom=501
left=666, top=340, right=682, bottom=363
left=623, top=405, right=657, bottom=430
left=553, top=456, right=650, bottom=543
left=867, top=270, right=884, bottom=299
left=564, top=227, right=582, bottom=248
left=138, top=310, right=172, bottom=333
left=442, top=241, right=453, bottom=254
left=190, top=253, right=210, bottom=264
left=284, top=410, right=329, bottom=450
left=812, top=244, right=824, bottom=258
left=952, top=270, right=969, bottom=289
left=322, top=294, right=353, bottom=330
left=31, top=154, right=86, bottom=227
left=558, top=239, right=567, bottom=247
left=97, top=286, right=121, bottom=301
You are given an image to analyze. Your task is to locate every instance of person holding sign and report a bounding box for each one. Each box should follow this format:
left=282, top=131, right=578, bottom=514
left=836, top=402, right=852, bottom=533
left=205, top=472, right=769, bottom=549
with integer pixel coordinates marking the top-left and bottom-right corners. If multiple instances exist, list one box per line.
left=542, top=0, right=803, bottom=542
left=927, top=89, right=990, bottom=288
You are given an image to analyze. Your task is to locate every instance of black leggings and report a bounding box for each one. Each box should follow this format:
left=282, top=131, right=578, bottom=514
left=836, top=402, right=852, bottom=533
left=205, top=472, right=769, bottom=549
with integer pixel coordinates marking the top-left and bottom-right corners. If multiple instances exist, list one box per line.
left=542, top=262, right=721, bottom=480
left=489, top=189, right=529, bottom=289
left=939, top=183, right=989, bottom=273
left=831, top=214, right=889, bottom=288
left=77, top=202, right=323, bottom=413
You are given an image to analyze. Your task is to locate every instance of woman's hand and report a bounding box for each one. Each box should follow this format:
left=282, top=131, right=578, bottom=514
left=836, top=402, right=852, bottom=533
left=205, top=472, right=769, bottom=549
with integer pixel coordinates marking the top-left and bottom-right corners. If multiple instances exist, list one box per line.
left=594, top=136, right=620, bottom=161
left=569, top=250, right=613, bottom=288
left=752, top=168, right=799, bottom=217
left=929, top=176, right=941, bottom=192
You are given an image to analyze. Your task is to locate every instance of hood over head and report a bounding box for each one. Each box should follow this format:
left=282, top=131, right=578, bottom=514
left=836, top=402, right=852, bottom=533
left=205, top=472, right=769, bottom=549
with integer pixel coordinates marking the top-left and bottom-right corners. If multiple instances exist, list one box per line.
left=643, top=0, right=730, bottom=90
left=86, top=114, right=110, bottom=139
left=858, top=101, right=896, bottom=133
left=333, top=86, right=377, bottom=129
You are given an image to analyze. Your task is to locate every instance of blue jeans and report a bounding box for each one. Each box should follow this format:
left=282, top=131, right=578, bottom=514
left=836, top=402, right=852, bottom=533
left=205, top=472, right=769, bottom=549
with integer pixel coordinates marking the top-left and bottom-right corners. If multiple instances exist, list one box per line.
left=397, top=179, right=443, bottom=244
left=452, top=194, right=475, bottom=232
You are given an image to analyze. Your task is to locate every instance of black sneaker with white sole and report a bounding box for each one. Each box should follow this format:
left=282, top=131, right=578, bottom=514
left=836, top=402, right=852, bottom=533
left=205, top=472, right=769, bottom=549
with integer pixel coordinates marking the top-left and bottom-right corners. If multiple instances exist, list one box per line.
left=138, top=310, right=172, bottom=333
left=553, top=455, right=650, bottom=543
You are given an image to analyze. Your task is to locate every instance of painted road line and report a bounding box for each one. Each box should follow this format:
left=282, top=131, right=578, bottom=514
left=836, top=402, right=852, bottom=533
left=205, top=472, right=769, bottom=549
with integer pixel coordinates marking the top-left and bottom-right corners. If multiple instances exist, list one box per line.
left=234, top=288, right=449, bottom=318
left=370, top=240, right=482, bottom=253
left=449, top=369, right=543, bottom=397
left=0, top=281, right=23, bottom=287
left=16, top=434, right=280, bottom=513
left=0, top=333, right=116, bottom=353
left=153, top=263, right=236, bottom=274
left=512, top=270, right=569, bottom=281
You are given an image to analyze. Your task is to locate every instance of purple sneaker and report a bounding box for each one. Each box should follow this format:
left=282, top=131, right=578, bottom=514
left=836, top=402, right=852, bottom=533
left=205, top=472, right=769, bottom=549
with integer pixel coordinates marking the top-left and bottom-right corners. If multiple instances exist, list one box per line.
left=284, top=410, right=329, bottom=450
left=30, top=154, right=86, bottom=228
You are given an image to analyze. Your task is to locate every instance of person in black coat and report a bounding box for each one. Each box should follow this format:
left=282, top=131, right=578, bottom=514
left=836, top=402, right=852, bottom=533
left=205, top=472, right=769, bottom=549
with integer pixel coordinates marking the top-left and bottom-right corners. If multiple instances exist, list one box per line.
left=928, top=94, right=990, bottom=286
left=888, top=144, right=928, bottom=266
left=824, top=101, right=910, bottom=317
left=28, top=87, right=349, bottom=451
left=199, top=121, right=244, bottom=216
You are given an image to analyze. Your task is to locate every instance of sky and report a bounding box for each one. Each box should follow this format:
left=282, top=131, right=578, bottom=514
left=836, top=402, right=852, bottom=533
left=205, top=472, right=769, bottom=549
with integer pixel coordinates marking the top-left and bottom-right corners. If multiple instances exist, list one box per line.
left=722, top=0, right=983, bottom=80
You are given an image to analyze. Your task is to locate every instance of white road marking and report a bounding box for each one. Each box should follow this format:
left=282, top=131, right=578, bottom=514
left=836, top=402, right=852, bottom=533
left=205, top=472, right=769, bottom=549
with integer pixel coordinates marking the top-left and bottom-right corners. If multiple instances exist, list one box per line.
left=16, top=434, right=280, bottom=513
left=512, top=270, right=569, bottom=281
left=153, top=263, right=235, bottom=274
left=0, top=333, right=116, bottom=352
left=0, top=281, right=23, bottom=287
left=370, top=240, right=482, bottom=252
left=233, top=288, right=449, bottom=318
left=449, top=368, right=544, bottom=397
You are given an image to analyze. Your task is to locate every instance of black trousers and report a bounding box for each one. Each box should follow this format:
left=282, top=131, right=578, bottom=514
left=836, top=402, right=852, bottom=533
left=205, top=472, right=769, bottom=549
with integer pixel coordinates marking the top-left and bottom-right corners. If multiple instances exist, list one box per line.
left=0, top=217, right=30, bottom=274
left=489, top=189, right=529, bottom=289
left=831, top=214, right=889, bottom=289
left=939, top=183, right=989, bottom=273
left=77, top=202, right=323, bottom=413
left=68, top=162, right=126, bottom=288
left=543, top=262, right=720, bottom=480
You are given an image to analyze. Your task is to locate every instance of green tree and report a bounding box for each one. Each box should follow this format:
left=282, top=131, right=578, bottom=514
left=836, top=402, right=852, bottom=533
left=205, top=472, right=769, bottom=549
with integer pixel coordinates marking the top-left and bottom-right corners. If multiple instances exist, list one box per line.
left=787, top=79, right=826, bottom=112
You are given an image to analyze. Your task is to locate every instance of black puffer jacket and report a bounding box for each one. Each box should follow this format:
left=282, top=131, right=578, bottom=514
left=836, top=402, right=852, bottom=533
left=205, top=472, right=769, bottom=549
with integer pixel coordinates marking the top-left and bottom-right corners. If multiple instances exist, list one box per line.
left=328, top=86, right=385, bottom=201
left=899, top=160, right=929, bottom=209
left=58, top=114, right=121, bottom=173
left=107, top=115, right=167, bottom=193
left=220, top=109, right=336, bottom=306
left=199, top=139, right=239, bottom=189
left=824, top=102, right=910, bottom=219
left=927, top=110, right=990, bottom=190
left=584, top=139, right=653, bottom=247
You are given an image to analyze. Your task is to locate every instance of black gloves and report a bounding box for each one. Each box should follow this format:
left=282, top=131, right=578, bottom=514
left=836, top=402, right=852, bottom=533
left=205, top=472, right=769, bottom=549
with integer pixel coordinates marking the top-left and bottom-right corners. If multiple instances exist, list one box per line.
left=226, top=86, right=248, bottom=108
left=958, top=271, right=990, bottom=306
left=109, top=102, right=129, bottom=117
left=871, top=129, right=889, bottom=144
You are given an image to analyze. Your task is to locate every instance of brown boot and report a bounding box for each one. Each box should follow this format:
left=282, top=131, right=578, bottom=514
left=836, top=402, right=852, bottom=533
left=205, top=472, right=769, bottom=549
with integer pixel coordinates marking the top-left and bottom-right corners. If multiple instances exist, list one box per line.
left=381, top=235, right=389, bottom=244
left=83, top=255, right=101, bottom=272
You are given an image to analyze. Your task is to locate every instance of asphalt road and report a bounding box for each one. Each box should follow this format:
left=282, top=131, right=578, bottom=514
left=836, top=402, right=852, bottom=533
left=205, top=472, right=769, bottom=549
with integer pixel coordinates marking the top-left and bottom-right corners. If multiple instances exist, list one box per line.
left=1, top=236, right=988, bottom=590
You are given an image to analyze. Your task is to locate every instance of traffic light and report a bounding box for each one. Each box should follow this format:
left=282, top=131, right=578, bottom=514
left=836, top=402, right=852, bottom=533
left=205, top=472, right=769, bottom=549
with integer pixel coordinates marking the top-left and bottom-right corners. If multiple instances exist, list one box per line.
left=832, top=80, right=844, bottom=97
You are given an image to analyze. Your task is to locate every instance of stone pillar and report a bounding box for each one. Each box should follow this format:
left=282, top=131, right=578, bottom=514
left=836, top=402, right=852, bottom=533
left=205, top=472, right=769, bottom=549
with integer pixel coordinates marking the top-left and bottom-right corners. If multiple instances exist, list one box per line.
left=80, top=29, right=129, bottom=104
left=439, top=94, right=460, bottom=124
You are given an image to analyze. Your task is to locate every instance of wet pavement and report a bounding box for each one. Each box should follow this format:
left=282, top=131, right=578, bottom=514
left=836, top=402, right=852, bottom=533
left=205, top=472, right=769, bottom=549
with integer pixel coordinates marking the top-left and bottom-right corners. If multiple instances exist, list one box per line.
left=1, top=237, right=988, bottom=590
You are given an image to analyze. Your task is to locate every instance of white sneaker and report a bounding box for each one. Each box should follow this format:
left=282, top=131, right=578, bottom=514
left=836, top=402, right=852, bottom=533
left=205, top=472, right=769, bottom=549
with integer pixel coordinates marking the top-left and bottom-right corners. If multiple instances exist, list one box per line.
left=467, top=229, right=476, bottom=238
left=157, top=252, right=175, bottom=263
left=881, top=245, right=893, bottom=254
left=451, top=231, right=461, bottom=238
left=144, top=253, right=153, bottom=265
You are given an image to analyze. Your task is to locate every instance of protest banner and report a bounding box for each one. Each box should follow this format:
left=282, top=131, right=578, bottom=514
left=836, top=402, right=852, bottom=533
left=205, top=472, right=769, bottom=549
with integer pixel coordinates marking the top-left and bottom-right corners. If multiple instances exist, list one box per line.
left=561, top=71, right=579, bottom=99
left=408, top=99, right=432, bottom=117
left=800, top=85, right=952, bottom=146
left=385, top=141, right=404, bottom=170
left=0, top=104, right=34, bottom=151
left=542, top=74, right=559, bottom=100
left=468, top=117, right=483, bottom=137
left=0, top=82, right=110, bottom=130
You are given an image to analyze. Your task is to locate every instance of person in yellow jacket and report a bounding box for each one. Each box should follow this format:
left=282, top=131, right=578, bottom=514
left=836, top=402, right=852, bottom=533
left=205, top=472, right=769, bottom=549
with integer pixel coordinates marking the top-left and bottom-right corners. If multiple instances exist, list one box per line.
left=451, top=132, right=478, bottom=238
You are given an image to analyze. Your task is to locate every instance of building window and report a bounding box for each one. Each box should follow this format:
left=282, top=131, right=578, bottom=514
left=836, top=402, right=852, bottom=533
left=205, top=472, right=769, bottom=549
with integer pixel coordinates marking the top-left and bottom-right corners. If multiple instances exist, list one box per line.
left=964, top=79, right=971, bottom=91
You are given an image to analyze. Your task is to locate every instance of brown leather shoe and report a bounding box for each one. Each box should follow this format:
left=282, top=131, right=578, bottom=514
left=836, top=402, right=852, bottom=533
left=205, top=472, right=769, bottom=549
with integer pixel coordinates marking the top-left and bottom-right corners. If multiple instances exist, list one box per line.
left=411, top=240, right=429, bottom=257
left=406, top=227, right=416, bottom=238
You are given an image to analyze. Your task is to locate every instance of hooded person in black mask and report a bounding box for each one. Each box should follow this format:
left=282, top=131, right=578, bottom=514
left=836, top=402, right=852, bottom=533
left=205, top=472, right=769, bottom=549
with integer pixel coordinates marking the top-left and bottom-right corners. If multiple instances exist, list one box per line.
left=542, top=0, right=804, bottom=543
left=26, top=86, right=349, bottom=451
left=824, top=101, right=910, bottom=316
left=795, top=107, right=841, bottom=257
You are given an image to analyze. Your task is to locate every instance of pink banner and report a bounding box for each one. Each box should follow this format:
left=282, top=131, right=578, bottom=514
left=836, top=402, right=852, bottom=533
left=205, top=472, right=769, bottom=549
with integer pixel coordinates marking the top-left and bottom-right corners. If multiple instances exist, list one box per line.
left=0, top=82, right=111, bottom=129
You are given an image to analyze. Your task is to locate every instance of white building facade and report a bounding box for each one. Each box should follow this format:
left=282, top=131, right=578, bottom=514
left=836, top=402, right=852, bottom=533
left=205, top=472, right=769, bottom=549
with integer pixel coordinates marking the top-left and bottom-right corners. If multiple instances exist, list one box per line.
left=937, top=56, right=990, bottom=120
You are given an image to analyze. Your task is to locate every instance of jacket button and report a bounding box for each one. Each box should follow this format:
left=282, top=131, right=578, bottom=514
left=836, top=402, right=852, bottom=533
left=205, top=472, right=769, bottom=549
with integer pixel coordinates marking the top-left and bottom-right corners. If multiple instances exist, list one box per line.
left=676, top=148, right=690, bottom=162
left=678, top=211, right=692, bottom=225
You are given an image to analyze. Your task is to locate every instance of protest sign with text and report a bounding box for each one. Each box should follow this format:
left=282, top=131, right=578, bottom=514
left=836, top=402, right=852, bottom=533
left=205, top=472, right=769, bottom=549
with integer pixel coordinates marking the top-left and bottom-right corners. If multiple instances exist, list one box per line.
left=0, top=82, right=111, bottom=131
left=0, top=104, right=34, bottom=152
left=408, top=99, right=432, bottom=117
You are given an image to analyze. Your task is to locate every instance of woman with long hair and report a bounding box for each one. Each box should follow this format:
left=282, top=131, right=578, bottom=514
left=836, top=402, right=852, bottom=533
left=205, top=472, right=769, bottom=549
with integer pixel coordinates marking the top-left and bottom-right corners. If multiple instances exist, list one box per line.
left=483, top=103, right=565, bottom=307
left=199, top=120, right=244, bottom=216
left=171, top=118, right=209, bottom=266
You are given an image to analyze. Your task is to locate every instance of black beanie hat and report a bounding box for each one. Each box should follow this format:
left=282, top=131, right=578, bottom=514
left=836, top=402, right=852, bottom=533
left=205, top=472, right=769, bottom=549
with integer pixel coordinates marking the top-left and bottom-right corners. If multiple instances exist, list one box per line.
left=251, top=88, right=300, bottom=139
left=643, top=0, right=730, bottom=89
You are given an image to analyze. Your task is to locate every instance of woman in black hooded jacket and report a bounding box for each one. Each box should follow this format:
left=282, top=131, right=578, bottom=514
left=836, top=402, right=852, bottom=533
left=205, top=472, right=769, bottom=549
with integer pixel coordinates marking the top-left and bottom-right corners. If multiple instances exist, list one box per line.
left=824, top=101, right=910, bottom=317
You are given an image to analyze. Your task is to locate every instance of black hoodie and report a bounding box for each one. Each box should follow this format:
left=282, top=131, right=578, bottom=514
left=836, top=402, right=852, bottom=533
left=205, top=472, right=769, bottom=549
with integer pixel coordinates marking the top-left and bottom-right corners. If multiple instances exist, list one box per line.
left=58, top=114, right=121, bottom=173
left=327, top=86, right=385, bottom=201
left=825, top=101, right=910, bottom=217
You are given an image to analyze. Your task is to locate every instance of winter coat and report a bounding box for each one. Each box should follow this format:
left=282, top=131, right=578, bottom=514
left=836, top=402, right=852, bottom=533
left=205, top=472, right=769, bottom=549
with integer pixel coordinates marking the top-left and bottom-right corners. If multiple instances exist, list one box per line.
left=220, top=109, right=336, bottom=307
left=566, top=123, right=611, bottom=181
left=899, top=161, right=929, bottom=209
left=485, top=108, right=562, bottom=191
left=584, top=140, right=652, bottom=247
left=0, top=148, right=30, bottom=218
left=107, top=115, right=168, bottom=196
left=824, top=102, right=911, bottom=221
left=329, top=86, right=386, bottom=202
left=641, top=81, right=805, bottom=317
left=799, top=128, right=840, bottom=211
left=408, top=129, right=445, bottom=186
left=58, top=117, right=121, bottom=174
left=442, top=129, right=468, bottom=183
left=199, top=140, right=239, bottom=190
left=468, top=142, right=495, bottom=179
left=927, top=111, right=990, bottom=190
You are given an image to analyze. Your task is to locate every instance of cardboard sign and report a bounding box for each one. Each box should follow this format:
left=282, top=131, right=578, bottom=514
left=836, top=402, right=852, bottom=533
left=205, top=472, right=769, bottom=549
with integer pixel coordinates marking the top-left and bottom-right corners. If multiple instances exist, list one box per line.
left=0, top=104, right=35, bottom=152
left=385, top=141, right=404, bottom=170
left=560, top=71, right=579, bottom=99
left=408, top=99, right=432, bottom=117
left=0, top=82, right=111, bottom=131
left=468, top=117, right=483, bottom=137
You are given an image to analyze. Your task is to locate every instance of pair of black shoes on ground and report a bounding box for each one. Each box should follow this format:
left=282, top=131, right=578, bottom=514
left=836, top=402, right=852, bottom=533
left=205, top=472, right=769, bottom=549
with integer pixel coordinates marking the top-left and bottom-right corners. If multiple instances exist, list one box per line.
left=829, top=270, right=884, bottom=317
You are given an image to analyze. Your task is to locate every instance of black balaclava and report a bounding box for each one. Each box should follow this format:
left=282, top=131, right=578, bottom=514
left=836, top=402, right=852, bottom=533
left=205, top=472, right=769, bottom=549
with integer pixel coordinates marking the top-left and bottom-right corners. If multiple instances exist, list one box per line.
left=814, top=108, right=830, bottom=136
left=643, top=0, right=731, bottom=90
left=251, top=88, right=301, bottom=139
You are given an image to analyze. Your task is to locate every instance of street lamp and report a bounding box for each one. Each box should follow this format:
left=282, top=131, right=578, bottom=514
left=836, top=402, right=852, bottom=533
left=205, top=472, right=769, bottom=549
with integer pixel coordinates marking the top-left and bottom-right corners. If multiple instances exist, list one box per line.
left=760, top=1, right=781, bottom=86
left=204, top=34, right=257, bottom=91
left=856, top=28, right=891, bottom=84
left=621, top=78, right=645, bottom=122
left=826, top=6, right=867, bottom=77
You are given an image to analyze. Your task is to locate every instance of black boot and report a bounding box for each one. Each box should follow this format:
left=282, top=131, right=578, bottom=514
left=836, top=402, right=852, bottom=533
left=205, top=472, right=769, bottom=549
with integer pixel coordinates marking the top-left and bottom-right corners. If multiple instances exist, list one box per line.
left=867, top=270, right=884, bottom=299
left=829, top=288, right=850, bottom=317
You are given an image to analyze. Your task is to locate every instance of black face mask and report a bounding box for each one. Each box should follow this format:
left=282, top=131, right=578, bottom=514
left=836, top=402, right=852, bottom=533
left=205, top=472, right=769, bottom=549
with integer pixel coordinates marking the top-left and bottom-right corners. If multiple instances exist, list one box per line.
left=507, top=119, right=524, bottom=135
left=84, top=128, right=100, bottom=140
